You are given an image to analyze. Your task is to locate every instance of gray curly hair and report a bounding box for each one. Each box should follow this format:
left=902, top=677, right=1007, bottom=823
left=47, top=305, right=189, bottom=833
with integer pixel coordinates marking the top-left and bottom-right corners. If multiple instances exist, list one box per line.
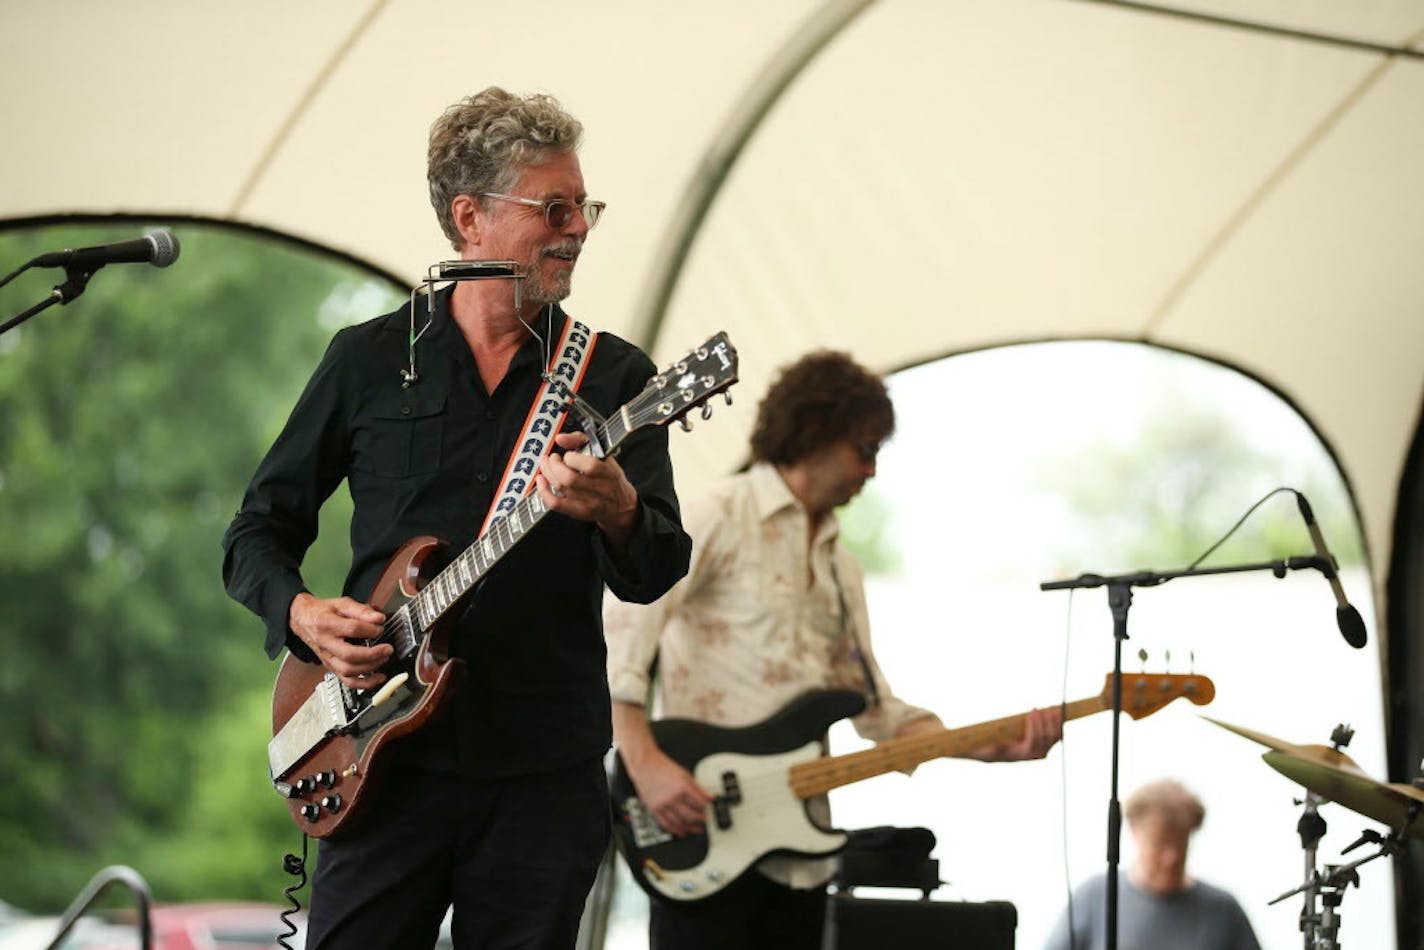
left=427, top=87, right=584, bottom=250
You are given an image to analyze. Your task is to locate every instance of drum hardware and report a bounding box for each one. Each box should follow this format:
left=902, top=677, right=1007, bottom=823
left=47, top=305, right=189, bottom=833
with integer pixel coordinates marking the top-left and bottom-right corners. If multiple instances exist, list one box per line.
left=1206, top=717, right=1424, bottom=949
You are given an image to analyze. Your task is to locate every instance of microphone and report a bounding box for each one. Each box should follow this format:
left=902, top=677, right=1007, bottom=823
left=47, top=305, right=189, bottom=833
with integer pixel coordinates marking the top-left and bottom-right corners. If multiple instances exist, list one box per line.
left=1295, top=491, right=1367, bottom=648
left=32, top=229, right=180, bottom=270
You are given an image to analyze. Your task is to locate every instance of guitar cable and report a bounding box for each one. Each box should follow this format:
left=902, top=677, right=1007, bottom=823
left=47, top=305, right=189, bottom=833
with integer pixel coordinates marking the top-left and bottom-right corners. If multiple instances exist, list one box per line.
left=277, top=832, right=309, bottom=950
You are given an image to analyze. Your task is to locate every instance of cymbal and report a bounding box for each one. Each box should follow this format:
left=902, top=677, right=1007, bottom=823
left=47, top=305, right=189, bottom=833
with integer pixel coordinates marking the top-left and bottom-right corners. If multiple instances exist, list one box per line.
left=1203, top=716, right=1424, bottom=838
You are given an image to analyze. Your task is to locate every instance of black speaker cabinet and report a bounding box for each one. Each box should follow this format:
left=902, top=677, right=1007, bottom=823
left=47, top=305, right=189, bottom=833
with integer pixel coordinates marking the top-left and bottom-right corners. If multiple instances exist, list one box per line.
left=825, top=894, right=1016, bottom=950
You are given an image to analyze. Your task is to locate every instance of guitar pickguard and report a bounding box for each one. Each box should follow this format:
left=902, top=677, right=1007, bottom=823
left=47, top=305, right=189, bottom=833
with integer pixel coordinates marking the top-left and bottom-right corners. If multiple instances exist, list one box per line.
left=641, top=743, right=848, bottom=901
left=610, top=688, right=866, bottom=903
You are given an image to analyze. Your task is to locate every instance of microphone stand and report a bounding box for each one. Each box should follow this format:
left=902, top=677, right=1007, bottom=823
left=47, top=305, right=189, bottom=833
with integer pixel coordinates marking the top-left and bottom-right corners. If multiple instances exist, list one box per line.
left=1, top=263, right=99, bottom=337
left=1040, top=554, right=1334, bottom=950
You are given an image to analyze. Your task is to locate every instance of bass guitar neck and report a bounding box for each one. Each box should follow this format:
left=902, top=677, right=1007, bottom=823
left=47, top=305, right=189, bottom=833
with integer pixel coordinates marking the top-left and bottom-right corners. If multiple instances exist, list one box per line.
left=789, top=672, right=1215, bottom=799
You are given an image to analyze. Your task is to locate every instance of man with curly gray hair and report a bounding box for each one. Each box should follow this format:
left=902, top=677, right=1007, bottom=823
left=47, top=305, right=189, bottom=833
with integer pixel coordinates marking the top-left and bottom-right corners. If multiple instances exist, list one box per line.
left=223, top=87, right=691, bottom=948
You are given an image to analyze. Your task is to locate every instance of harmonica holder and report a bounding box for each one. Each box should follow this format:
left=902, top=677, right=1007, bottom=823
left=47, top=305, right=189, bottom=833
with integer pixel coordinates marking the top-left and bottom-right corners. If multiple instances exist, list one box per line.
left=403, top=260, right=523, bottom=388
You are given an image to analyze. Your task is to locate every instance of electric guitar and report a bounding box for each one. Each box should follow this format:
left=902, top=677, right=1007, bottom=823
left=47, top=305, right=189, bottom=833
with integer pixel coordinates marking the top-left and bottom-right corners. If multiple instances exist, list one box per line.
left=268, top=332, right=739, bottom=838
left=610, top=671, right=1214, bottom=902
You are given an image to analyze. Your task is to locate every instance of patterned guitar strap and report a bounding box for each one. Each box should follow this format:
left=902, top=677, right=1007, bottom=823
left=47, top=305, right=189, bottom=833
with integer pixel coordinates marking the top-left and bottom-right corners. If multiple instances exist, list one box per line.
left=478, top=312, right=599, bottom=537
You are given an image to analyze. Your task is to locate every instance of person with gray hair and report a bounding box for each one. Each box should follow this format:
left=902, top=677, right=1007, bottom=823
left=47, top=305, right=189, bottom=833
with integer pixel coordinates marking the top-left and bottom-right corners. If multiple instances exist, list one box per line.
left=1044, top=778, right=1260, bottom=950
left=223, top=87, right=691, bottom=948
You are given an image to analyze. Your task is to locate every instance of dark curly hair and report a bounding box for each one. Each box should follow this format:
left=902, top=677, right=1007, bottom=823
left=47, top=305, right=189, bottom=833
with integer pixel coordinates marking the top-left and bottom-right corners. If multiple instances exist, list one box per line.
left=749, top=351, right=895, bottom=465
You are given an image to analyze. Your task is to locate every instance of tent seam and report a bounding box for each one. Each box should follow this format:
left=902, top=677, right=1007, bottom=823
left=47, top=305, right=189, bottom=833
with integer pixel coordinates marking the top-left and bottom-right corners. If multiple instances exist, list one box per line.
left=227, top=0, right=392, bottom=218
left=1142, top=55, right=1396, bottom=337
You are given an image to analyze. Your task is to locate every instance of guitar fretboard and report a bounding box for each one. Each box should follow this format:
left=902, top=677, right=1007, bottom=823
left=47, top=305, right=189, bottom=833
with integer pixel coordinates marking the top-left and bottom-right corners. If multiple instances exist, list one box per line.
left=787, top=695, right=1106, bottom=799
left=407, top=410, right=633, bottom=634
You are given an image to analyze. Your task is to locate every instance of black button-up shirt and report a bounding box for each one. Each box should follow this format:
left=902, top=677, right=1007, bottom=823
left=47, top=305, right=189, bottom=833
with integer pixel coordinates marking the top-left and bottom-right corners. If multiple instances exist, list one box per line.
left=222, top=289, right=691, bottom=777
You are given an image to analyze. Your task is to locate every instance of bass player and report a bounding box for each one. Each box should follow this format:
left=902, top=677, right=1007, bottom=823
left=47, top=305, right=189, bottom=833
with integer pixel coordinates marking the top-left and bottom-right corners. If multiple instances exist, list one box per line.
left=603, top=350, right=1061, bottom=950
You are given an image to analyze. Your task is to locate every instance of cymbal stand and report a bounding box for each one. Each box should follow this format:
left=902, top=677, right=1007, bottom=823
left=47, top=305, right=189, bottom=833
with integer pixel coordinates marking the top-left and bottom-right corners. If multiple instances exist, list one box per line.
left=1271, top=823, right=1408, bottom=950
left=1291, top=790, right=1328, bottom=949
left=1267, top=725, right=1416, bottom=950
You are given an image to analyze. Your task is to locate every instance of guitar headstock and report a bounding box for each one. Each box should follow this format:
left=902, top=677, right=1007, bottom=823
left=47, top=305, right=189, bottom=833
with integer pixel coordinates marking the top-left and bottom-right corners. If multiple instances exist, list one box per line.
left=627, top=332, right=739, bottom=432
left=1102, top=672, right=1215, bottom=720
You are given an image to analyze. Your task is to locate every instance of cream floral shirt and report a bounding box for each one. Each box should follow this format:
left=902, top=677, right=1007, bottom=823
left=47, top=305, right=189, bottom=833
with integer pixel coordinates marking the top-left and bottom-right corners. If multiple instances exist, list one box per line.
left=604, top=462, right=934, bottom=887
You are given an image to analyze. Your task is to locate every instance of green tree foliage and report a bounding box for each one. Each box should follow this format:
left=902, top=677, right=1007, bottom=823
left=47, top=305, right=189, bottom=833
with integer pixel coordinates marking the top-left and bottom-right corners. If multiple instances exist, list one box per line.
left=0, top=223, right=402, bottom=910
left=839, top=485, right=901, bottom=575
left=1035, top=380, right=1363, bottom=574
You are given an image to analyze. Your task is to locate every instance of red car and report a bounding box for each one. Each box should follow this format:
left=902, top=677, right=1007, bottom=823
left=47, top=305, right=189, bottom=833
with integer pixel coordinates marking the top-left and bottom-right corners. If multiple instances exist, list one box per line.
left=0, top=902, right=305, bottom=950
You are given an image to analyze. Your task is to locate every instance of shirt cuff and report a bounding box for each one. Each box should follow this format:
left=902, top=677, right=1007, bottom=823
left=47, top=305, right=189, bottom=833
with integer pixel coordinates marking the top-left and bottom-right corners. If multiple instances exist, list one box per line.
left=260, top=572, right=314, bottom=662
left=595, top=499, right=691, bottom=604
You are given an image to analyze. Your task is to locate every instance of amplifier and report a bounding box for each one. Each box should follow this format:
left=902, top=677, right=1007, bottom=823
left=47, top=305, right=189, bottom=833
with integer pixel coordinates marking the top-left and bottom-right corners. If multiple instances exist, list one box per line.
left=825, top=894, right=1016, bottom=950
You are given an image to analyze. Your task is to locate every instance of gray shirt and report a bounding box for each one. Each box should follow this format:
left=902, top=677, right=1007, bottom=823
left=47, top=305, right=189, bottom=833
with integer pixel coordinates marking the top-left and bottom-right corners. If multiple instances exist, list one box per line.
left=1044, top=872, right=1261, bottom=950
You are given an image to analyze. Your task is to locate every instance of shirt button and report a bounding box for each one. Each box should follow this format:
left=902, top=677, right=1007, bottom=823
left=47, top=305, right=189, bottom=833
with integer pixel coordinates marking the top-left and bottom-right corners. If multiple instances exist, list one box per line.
left=477, top=472, right=489, bottom=483
left=400, top=406, right=411, bottom=415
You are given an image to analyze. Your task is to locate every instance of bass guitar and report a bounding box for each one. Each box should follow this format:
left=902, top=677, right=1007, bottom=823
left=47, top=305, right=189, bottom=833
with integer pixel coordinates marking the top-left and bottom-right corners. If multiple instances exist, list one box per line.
left=611, top=671, right=1214, bottom=902
left=268, top=332, right=739, bottom=838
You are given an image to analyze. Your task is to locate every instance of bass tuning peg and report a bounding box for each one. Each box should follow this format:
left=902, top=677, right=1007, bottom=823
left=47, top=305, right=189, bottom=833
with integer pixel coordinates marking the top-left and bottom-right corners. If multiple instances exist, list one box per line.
left=701, top=404, right=714, bottom=420
left=679, top=417, right=693, bottom=432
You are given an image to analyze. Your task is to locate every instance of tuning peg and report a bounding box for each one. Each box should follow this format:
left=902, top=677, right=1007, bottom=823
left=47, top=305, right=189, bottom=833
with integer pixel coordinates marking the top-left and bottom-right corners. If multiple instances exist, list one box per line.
left=701, top=404, right=714, bottom=420
left=723, top=392, right=733, bottom=406
left=679, top=417, right=693, bottom=432
left=1164, top=649, right=1172, bottom=673
left=1136, top=648, right=1148, bottom=672
left=1189, top=650, right=1196, bottom=674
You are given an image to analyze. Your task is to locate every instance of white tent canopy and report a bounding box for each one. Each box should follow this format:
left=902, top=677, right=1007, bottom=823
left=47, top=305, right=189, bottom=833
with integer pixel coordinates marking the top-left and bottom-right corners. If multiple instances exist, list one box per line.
left=4, top=0, right=1422, bottom=631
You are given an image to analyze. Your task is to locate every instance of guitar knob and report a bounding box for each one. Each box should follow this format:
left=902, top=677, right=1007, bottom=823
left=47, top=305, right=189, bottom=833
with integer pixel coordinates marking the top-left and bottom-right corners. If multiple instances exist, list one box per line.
left=299, top=803, right=321, bottom=822
left=679, top=881, right=697, bottom=893
left=316, top=770, right=337, bottom=789
left=320, top=794, right=343, bottom=813
left=294, top=776, right=317, bottom=795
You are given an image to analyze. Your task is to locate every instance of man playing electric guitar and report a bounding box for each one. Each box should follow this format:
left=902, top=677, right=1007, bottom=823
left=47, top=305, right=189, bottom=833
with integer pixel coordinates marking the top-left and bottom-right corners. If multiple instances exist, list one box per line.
left=223, top=88, right=692, bottom=949
left=604, top=351, right=1062, bottom=950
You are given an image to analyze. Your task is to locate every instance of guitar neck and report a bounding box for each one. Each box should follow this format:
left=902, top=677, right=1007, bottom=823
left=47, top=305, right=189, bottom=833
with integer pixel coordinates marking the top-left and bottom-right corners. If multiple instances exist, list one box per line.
left=410, top=413, right=632, bottom=631
left=787, top=694, right=1106, bottom=799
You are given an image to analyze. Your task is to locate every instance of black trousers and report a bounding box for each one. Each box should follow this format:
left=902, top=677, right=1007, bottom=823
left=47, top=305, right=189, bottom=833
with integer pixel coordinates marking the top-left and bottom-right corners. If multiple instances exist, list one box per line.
left=649, top=873, right=827, bottom=950
left=305, top=756, right=611, bottom=950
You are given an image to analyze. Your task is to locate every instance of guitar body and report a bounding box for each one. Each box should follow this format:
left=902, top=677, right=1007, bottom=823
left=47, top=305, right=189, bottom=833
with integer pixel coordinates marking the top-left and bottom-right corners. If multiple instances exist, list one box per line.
left=270, top=535, right=465, bottom=839
left=610, top=688, right=866, bottom=903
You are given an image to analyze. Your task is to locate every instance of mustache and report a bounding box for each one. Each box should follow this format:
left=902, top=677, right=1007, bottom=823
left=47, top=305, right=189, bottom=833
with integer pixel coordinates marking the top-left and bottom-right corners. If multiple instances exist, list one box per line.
left=541, top=239, right=583, bottom=258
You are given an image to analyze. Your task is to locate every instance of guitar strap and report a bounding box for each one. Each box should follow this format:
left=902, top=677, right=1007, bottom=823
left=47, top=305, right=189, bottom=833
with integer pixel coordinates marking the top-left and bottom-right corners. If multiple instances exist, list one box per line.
left=478, top=312, right=598, bottom=537
left=828, top=550, right=882, bottom=708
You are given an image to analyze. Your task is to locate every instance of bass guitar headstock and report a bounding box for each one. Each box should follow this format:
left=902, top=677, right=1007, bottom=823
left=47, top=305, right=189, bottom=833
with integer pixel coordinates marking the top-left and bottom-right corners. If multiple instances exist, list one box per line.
left=1103, top=672, right=1216, bottom=720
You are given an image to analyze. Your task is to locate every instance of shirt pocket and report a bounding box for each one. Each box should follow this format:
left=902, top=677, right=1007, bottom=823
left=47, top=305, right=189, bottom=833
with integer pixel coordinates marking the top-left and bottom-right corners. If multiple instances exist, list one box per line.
left=351, top=391, right=447, bottom=477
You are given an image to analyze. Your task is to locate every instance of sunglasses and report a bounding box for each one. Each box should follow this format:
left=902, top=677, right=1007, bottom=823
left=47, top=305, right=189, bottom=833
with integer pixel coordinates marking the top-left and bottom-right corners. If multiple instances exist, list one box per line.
left=851, top=439, right=882, bottom=464
left=479, top=192, right=606, bottom=230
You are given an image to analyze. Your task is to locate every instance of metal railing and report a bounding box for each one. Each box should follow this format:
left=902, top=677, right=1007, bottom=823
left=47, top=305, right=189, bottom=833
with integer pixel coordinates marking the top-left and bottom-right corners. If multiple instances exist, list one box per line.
left=42, top=864, right=152, bottom=950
